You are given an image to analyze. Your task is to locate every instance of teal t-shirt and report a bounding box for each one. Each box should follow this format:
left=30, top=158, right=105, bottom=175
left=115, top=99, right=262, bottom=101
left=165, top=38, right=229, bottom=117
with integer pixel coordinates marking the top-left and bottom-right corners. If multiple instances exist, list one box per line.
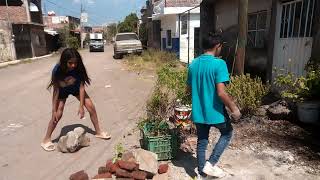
left=187, top=54, right=230, bottom=124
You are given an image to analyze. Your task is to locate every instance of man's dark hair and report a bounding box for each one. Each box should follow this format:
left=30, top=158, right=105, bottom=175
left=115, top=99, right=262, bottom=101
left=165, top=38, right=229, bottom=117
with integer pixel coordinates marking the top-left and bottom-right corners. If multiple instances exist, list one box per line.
left=202, top=34, right=223, bottom=51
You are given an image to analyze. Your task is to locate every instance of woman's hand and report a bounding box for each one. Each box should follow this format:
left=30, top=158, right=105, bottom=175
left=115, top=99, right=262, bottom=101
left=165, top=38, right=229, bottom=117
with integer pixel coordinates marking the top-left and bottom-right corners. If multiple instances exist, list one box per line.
left=78, top=106, right=85, bottom=119
left=52, top=111, right=59, bottom=124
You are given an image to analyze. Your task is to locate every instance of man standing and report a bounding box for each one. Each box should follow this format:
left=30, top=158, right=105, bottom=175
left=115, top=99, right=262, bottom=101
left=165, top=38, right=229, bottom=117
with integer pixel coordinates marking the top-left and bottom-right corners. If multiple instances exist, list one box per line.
left=187, top=35, right=241, bottom=179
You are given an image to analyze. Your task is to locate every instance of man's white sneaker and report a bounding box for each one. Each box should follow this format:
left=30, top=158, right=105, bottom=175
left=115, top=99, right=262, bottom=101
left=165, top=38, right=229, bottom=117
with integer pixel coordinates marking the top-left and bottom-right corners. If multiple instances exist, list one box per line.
left=202, top=161, right=226, bottom=178
left=195, top=168, right=207, bottom=180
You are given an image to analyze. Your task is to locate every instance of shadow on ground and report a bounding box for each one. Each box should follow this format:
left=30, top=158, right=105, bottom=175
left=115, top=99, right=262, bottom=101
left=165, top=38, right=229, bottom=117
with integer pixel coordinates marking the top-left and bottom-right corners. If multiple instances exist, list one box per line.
left=52, top=124, right=95, bottom=143
left=171, top=150, right=197, bottom=178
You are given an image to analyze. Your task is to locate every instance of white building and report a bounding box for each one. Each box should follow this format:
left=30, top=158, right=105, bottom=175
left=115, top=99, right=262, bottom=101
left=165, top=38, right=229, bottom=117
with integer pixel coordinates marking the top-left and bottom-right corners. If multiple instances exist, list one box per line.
left=152, top=0, right=201, bottom=63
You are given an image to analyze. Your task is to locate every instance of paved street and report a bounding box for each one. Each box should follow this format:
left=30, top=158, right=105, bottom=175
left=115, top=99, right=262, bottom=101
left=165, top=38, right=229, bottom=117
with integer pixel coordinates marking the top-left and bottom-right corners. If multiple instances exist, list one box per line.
left=0, top=46, right=154, bottom=180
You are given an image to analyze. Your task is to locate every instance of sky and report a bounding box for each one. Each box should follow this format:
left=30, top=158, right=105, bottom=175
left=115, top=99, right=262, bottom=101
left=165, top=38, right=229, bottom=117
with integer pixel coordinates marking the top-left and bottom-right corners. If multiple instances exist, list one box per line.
left=43, top=0, right=146, bottom=26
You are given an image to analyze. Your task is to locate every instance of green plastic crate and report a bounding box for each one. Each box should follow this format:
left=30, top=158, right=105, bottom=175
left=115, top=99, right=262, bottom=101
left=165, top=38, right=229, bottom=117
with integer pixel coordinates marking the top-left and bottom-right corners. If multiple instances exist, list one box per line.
left=141, top=124, right=178, bottom=160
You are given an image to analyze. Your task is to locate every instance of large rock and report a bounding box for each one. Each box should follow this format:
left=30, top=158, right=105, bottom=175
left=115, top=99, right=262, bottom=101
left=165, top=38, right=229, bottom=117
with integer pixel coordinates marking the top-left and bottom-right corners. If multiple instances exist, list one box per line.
left=158, top=164, right=169, bottom=174
left=118, top=160, right=138, bottom=171
left=267, top=100, right=292, bottom=120
left=98, top=166, right=108, bottom=174
left=121, top=151, right=136, bottom=162
left=115, top=168, right=132, bottom=178
left=92, top=173, right=112, bottom=179
left=58, top=127, right=90, bottom=153
left=131, top=171, right=147, bottom=180
left=69, top=170, right=89, bottom=180
left=133, top=149, right=158, bottom=175
left=254, top=106, right=268, bottom=117
left=106, top=160, right=119, bottom=173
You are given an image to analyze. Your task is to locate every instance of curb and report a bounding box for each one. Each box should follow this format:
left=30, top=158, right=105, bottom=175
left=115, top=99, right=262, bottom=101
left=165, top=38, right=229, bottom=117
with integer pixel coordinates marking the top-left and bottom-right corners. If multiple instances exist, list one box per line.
left=0, top=52, right=57, bottom=69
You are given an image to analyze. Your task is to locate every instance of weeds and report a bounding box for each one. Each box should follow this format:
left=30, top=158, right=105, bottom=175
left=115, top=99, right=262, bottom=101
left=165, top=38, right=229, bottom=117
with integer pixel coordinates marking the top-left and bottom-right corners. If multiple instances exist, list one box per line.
left=112, top=143, right=124, bottom=163
left=227, top=74, right=270, bottom=115
left=124, top=49, right=180, bottom=72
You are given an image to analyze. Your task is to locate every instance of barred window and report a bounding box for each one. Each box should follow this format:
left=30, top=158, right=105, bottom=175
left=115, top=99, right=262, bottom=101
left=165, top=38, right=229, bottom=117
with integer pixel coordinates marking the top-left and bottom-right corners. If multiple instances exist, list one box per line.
left=248, top=11, right=268, bottom=48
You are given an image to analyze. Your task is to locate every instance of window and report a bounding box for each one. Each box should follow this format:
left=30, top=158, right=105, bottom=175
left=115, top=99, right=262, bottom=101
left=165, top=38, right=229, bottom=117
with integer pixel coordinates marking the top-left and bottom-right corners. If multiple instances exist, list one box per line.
left=116, top=34, right=138, bottom=41
left=248, top=11, right=268, bottom=48
left=167, top=30, right=172, bottom=47
left=280, top=0, right=315, bottom=38
left=181, top=14, right=188, bottom=35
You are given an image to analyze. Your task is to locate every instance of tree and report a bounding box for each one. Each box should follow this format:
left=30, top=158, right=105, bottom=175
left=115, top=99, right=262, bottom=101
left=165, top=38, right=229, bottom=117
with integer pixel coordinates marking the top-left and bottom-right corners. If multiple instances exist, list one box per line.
left=57, top=25, right=70, bottom=47
left=107, top=23, right=118, bottom=41
left=118, top=13, right=139, bottom=33
left=84, top=33, right=90, bottom=47
left=66, top=36, right=80, bottom=49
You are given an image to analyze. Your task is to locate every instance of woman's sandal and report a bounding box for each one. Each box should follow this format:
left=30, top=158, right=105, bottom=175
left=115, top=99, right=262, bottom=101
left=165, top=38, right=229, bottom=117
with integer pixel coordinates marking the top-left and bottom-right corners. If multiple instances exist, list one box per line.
left=95, top=132, right=111, bottom=140
left=41, top=142, right=56, bottom=151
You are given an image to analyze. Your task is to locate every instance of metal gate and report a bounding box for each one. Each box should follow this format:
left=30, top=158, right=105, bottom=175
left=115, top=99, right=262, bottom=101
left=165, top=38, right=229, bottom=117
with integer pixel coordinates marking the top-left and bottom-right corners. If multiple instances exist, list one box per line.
left=273, top=0, right=315, bottom=76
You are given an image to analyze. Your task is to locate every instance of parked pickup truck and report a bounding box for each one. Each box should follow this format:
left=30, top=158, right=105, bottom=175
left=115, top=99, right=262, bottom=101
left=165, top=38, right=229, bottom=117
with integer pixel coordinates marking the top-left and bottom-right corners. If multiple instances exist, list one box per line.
left=113, top=32, right=143, bottom=59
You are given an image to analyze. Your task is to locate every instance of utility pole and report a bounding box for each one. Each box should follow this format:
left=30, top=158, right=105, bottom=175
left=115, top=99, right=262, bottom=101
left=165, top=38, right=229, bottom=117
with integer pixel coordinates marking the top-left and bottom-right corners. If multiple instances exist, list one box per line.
left=235, top=0, right=248, bottom=75
left=43, top=0, right=47, bottom=16
left=80, top=3, right=84, bottom=48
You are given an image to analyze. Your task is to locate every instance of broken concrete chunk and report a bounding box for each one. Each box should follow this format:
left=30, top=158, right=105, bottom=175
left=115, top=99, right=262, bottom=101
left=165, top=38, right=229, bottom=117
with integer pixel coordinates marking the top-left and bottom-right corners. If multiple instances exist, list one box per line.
left=133, top=149, right=158, bottom=175
left=74, top=127, right=85, bottom=136
left=57, top=127, right=90, bottom=153
left=57, top=135, right=68, bottom=152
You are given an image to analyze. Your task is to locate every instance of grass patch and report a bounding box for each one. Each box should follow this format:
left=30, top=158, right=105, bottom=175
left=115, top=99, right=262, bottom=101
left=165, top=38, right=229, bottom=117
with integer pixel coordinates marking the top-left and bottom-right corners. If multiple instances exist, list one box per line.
left=124, top=49, right=181, bottom=72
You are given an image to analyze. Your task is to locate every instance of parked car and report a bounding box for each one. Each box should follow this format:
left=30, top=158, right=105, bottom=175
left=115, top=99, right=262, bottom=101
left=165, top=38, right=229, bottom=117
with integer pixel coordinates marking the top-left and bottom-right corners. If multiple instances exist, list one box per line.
left=113, top=32, right=143, bottom=59
left=89, top=33, right=104, bottom=52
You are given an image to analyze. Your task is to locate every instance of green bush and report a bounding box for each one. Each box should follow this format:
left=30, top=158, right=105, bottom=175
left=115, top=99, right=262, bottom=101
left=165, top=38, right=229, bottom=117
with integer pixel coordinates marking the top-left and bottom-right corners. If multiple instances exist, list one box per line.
left=274, top=68, right=320, bottom=102
left=146, top=64, right=191, bottom=120
left=226, top=74, right=270, bottom=115
left=157, top=65, right=190, bottom=105
left=66, top=37, right=80, bottom=49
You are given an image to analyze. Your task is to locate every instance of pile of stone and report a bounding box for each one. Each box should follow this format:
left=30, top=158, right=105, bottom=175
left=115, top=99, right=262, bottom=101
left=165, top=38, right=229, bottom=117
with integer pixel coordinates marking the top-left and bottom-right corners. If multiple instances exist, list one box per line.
left=69, top=149, right=169, bottom=180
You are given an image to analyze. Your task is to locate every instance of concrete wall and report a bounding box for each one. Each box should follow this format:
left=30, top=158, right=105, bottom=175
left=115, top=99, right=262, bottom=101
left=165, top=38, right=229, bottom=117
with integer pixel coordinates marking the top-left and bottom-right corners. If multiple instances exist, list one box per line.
left=211, top=0, right=272, bottom=80
left=215, top=0, right=272, bottom=31
left=0, top=20, right=14, bottom=62
left=160, top=14, right=179, bottom=50
left=160, top=12, right=201, bottom=63
left=180, top=12, right=200, bottom=63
